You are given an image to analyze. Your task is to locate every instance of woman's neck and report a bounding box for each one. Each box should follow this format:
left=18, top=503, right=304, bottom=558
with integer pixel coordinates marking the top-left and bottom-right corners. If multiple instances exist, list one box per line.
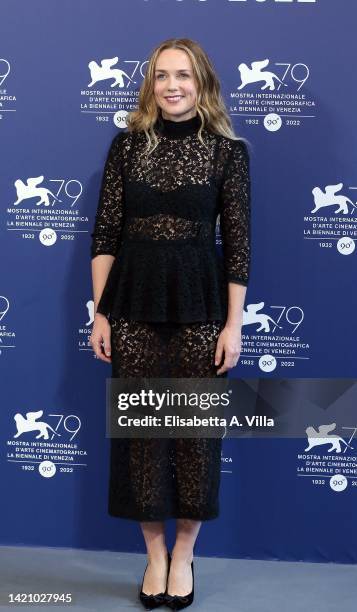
left=155, top=113, right=202, bottom=139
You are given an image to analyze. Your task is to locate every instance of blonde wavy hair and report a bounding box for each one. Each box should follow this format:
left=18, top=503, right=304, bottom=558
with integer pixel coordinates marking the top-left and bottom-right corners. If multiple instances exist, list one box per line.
left=125, top=37, right=250, bottom=155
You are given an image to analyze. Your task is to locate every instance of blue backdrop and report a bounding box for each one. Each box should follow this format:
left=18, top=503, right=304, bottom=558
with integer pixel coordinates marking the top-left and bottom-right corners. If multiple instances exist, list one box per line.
left=1, top=0, right=356, bottom=563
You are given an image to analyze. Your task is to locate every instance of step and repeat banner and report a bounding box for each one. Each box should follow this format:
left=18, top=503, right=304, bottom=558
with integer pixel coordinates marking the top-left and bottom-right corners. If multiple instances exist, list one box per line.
left=1, top=0, right=356, bottom=563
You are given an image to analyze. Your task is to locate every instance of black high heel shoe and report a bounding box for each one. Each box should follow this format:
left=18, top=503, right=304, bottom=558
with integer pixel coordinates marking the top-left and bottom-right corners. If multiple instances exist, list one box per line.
left=165, top=560, right=194, bottom=610
left=139, top=551, right=171, bottom=610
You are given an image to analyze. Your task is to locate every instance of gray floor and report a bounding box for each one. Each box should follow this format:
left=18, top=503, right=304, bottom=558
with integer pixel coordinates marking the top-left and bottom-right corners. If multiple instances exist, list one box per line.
left=0, top=546, right=356, bottom=611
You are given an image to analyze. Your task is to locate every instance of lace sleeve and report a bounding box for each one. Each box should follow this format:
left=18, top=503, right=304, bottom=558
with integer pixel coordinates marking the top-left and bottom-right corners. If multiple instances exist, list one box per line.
left=219, top=139, right=251, bottom=286
left=90, top=133, right=125, bottom=259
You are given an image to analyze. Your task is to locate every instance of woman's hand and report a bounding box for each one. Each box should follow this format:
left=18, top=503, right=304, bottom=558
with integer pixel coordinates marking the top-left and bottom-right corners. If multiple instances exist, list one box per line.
left=214, top=324, right=242, bottom=375
left=89, top=313, right=112, bottom=363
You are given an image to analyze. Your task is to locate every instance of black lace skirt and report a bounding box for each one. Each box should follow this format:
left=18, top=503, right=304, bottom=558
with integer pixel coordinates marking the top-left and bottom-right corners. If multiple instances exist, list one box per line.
left=108, top=316, right=227, bottom=522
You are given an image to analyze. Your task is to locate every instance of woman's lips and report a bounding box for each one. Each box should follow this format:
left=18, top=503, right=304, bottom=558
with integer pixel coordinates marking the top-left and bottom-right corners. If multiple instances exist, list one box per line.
left=165, top=95, right=184, bottom=103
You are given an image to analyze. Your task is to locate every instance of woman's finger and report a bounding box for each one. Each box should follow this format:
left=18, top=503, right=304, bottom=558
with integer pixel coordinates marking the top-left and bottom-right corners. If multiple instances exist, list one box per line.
left=102, top=332, right=111, bottom=357
left=214, top=339, right=223, bottom=366
left=92, top=334, right=111, bottom=363
left=216, top=348, right=240, bottom=375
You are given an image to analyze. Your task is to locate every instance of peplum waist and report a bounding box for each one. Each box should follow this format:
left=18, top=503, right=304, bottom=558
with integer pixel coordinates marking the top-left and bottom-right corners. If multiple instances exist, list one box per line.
left=96, top=238, right=229, bottom=323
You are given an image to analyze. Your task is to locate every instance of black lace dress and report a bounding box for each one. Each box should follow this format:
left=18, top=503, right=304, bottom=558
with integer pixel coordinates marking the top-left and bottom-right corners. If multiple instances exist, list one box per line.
left=90, top=113, right=251, bottom=521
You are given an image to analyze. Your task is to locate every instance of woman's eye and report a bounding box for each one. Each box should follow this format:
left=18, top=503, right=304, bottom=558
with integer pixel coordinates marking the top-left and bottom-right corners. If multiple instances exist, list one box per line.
left=156, top=74, right=189, bottom=79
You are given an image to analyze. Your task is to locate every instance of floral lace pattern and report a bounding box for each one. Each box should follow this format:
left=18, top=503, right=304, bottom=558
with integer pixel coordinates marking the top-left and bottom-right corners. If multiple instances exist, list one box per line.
left=108, top=316, right=226, bottom=521
left=90, top=117, right=251, bottom=322
left=125, top=214, right=213, bottom=241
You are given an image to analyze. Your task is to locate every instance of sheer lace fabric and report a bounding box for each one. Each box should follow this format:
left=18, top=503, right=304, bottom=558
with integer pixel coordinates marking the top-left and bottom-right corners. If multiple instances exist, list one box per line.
left=90, top=115, right=251, bottom=323
left=125, top=214, right=212, bottom=241
left=108, top=316, right=226, bottom=521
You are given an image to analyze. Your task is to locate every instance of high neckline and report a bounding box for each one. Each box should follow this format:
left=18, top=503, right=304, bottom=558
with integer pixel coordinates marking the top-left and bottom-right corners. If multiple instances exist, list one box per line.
left=155, top=113, right=202, bottom=139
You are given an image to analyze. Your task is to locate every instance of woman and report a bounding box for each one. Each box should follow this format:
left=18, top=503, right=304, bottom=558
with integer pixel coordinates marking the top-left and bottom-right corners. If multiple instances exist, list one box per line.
left=89, top=38, right=251, bottom=611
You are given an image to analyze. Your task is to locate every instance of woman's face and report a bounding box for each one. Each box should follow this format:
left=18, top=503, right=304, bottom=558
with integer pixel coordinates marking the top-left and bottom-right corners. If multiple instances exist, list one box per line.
left=153, top=48, right=198, bottom=122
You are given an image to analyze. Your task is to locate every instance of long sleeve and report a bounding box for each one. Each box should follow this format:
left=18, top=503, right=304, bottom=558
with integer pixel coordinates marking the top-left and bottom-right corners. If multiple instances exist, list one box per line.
left=219, top=138, right=251, bottom=286
left=90, top=132, right=125, bottom=259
